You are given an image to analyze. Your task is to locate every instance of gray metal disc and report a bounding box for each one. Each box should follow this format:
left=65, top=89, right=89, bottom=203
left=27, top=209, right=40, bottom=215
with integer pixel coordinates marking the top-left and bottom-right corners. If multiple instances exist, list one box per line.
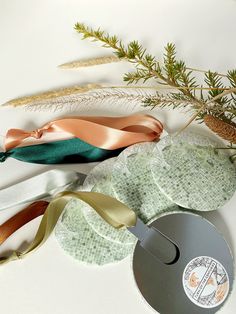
left=132, top=212, right=234, bottom=314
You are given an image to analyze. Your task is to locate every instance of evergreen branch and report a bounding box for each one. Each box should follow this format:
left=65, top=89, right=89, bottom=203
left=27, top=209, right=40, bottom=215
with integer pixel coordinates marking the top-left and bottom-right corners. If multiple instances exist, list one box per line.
left=123, top=68, right=155, bottom=84
left=204, top=71, right=228, bottom=105
left=75, top=23, right=200, bottom=102
left=227, top=70, right=236, bottom=92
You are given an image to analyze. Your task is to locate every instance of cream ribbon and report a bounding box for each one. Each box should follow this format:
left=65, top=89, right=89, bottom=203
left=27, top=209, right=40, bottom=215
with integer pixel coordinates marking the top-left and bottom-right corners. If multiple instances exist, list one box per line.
left=0, top=169, right=84, bottom=211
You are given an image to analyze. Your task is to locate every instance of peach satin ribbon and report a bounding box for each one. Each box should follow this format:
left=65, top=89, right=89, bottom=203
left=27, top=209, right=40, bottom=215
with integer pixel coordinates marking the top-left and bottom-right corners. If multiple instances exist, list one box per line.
left=4, top=114, right=163, bottom=151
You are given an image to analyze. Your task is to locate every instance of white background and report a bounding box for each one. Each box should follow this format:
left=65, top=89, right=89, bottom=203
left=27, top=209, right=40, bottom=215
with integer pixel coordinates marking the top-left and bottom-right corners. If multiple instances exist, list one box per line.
left=0, top=0, right=236, bottom=313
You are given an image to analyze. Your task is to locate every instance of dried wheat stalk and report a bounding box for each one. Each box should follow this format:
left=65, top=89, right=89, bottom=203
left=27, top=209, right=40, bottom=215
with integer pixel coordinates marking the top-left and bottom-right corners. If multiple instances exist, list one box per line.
left=4, top=83, right=101, bottom=107
left=58, top=56, right=120, bottom=69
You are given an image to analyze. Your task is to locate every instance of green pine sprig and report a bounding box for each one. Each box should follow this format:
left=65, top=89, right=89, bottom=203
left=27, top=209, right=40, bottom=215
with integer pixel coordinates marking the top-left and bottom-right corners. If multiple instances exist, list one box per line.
left=75, top=23, right=198, bottom=100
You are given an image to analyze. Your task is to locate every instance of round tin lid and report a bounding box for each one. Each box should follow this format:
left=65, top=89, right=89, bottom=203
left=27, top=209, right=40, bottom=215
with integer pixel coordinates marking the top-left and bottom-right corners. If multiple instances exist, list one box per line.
left=132, top=212, right=234, bottom=314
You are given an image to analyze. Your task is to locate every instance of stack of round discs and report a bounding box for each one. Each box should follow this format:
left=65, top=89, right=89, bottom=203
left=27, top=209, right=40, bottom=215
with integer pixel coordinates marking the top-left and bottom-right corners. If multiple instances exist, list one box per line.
left=55, top=131, right=236, bottom=266
left=55, top=199, right=134, bottom=265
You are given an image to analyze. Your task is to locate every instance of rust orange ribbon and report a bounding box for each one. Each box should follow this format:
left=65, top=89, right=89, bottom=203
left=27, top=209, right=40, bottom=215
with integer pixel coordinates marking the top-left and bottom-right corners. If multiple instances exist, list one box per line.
left=0, top=201, right=48, bottom=245
left=4, top=114, right=163, bottom=151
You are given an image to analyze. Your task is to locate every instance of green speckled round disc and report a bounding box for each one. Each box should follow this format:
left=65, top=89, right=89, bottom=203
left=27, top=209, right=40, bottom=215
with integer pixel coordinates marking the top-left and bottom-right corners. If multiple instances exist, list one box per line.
left=158, top=130, right=220, bottom=151
left=90, top=180, right=136, bottom=244
left=82, top=157, right=117, bottom=191
left=79, top=157, right=136, bottom=245
left=151, top=142, right=236, bottom=211
left=111, top=143, right=179, bottom=222
left=55, top=199, right=134, bottom=265
left=83, top=142, right=179, bottom=245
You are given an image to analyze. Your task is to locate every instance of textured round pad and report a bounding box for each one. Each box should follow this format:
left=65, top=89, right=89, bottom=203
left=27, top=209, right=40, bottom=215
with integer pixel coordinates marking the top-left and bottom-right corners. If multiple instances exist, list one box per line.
left=83, top=142, right=178, bottom=245
left=82, top=157, right=117, bottom=191
left=151, top=142, right=236, bottom=211
left=80, top=157, right=136, bottom=245
left=91, top=180, right=136, bottom=244
left=55, top=199, right=134, bottom=265
left=111, top=143, right=179, bottom=222
left=158, top=130, right=220, bottom=151
left=133, top=212, right=234, bottom=314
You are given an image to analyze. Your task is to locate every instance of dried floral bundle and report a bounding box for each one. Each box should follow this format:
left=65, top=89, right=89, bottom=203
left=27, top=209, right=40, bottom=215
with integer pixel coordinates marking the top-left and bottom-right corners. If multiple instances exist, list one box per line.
left=71, top=23, right=236, bottom=145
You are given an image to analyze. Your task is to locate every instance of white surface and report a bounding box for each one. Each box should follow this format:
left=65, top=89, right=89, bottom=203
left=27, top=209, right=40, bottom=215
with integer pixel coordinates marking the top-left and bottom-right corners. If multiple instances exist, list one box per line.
left=0, top=0, right=235, bottom=313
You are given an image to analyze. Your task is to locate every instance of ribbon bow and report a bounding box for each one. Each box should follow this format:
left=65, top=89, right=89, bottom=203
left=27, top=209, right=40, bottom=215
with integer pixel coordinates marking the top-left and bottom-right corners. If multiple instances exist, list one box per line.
left=4, top=114, right=163, bottom=151
left=5, top=125, right=53, bottom=150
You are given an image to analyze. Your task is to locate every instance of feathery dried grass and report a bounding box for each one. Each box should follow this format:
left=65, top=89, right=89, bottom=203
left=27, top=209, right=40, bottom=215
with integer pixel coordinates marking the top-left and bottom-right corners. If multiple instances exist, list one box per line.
left=4, top=84, right=101, bottom=107
left=24, top=89, right=153, bottom=112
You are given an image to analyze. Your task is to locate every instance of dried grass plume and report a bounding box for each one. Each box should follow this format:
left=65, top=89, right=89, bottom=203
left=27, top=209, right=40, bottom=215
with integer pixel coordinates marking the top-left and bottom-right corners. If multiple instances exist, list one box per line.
left=58, top=55, right=120, bottom=69
left=4, top=84, right=101, bottom=107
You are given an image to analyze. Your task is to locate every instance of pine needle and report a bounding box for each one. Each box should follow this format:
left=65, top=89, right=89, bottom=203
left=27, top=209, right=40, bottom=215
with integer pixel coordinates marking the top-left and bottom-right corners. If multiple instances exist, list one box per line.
left=58, top=56, right=120, bottom=69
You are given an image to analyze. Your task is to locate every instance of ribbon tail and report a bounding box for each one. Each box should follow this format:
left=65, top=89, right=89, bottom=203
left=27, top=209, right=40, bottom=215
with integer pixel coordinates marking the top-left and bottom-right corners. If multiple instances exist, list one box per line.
left=0, top=251, right=22, bottom=264
left=0, top=152, right=11, bottom=162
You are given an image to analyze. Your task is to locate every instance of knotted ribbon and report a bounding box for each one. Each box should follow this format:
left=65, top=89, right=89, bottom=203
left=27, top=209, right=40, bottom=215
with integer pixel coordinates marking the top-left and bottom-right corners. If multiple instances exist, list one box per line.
left=0, top=114, right=163, bottom=164
left=0, top=191, right=137, bottom=265
left=4, top=114, right=163, bottom=151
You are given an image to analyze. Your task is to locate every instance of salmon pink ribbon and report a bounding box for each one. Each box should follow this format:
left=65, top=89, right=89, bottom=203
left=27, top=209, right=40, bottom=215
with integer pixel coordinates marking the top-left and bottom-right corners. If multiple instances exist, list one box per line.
left=4, top=114, right=163, bottom=151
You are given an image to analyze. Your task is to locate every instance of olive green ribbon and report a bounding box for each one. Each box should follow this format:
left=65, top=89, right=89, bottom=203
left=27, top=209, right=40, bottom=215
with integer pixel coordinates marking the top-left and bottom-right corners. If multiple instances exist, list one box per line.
left=0, top=191, right=137, bottom=265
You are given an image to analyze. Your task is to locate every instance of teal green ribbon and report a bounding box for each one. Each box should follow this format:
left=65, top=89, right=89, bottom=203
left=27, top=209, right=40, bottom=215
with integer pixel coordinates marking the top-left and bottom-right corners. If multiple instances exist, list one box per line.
left=0, top=138, right=122, bottom=164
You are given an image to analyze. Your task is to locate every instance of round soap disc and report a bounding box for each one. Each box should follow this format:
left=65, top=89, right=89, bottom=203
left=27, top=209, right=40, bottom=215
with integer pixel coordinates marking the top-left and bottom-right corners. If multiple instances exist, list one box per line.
left=150, top=143, right=236, bottom=211
left=132, top=212, right=234, bottom=314
left=158, top=129, right=221, bottom=151
left=83, top=142, right=179, bottom=245
left=111, top=145, right=179, bottom=222
left=69, top=157, right=134, bottom=245
left=80, top=157, right=136, bottom=245
left=90, top=180, right=136, bottom=245
left=55, top=199, right=134, bottom=266
left=82, top=157, right=117, bottom=191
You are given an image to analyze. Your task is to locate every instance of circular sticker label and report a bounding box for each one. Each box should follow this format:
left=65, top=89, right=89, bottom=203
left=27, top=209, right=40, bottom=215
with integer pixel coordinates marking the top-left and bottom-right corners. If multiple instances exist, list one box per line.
left=182, top=256, right=229, bottom=308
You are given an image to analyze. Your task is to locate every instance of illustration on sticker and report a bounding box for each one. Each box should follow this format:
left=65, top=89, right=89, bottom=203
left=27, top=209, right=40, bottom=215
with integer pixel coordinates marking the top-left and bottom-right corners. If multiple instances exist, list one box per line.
left=182, top=256, right=229, bottom=308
